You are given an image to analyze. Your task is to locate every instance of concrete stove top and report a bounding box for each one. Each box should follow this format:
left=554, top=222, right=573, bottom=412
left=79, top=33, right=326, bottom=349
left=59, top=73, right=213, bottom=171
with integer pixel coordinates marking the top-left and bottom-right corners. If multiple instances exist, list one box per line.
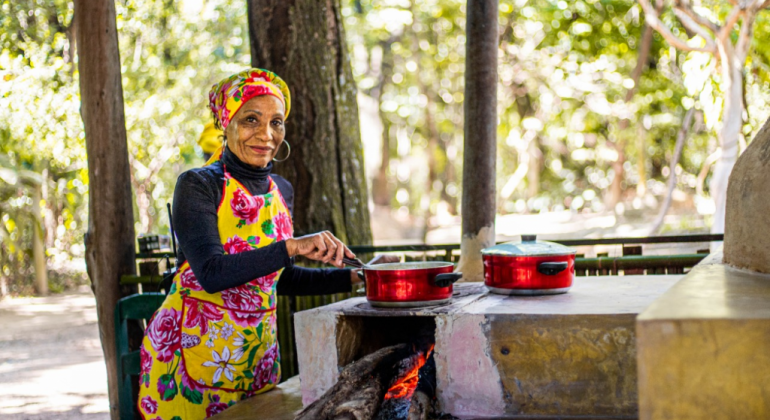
left=295, top=276, right=681, bottom=419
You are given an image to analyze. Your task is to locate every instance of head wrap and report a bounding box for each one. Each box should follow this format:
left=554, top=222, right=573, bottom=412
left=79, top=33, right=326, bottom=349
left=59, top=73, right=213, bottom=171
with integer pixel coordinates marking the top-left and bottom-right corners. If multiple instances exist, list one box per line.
left=208, top=68, right=291, bottom=130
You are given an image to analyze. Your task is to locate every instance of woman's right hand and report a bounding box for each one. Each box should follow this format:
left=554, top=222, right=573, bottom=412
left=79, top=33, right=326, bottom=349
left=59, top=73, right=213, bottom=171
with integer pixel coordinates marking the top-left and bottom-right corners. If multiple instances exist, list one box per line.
left=285, top=231, right=355, bottom=268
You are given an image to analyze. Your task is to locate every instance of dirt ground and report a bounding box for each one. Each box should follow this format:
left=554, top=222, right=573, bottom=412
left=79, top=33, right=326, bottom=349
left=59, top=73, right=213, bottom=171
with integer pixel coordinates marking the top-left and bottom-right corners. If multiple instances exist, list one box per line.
left=0, top=286, right=110, bottom=420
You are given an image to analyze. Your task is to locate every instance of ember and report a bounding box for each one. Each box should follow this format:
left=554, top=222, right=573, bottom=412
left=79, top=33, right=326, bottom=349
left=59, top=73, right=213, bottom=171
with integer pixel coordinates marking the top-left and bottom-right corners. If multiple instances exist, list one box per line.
left=385, top=345, right=434, bottom=400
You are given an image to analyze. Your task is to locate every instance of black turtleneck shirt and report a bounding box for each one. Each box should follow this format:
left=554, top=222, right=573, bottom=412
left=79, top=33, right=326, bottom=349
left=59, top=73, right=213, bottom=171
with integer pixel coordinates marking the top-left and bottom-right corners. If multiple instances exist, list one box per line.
left=172, top=147, right=352, bottom=295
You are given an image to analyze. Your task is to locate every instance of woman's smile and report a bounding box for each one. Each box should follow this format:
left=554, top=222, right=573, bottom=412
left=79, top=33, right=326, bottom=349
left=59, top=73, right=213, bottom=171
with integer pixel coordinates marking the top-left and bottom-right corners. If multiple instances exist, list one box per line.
left=248, top=145, right=274, bottom=155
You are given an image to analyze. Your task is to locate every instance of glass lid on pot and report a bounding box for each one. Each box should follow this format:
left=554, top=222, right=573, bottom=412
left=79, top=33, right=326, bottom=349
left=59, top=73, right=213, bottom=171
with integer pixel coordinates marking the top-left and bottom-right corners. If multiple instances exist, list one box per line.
left=481, top=234, right=576, bottom=257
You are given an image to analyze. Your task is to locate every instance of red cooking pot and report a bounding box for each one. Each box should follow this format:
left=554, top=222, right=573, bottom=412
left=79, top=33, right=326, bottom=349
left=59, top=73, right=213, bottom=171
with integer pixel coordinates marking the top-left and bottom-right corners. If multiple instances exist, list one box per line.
left=481, top=235, right=576, bottom=295
left=358, top=262, right=463, bottom=308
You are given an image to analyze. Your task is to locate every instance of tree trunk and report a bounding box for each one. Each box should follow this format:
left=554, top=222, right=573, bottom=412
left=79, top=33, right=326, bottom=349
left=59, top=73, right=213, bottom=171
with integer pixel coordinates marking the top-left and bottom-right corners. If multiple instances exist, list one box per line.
left=634, top=0, right=762, bottom=233
left=247, top=0, right=373, bottom=247
left=407, top=8, right=442, bottom=241
left=606, top=139, right=625, bottom=210
left=65, top=10, right=77, bottom=74
left=42, top=168, right=57, bottom=250
left=710, top=54, right=743, bottom=234
left=608, top=16, right=657, bottom=210
left=423, top=109, right=440, bottom=242
left=0, top=227, right=8, bottom=297
left=372, top=116, right=391, bottom=207
left=32, top=185, right=48, bottom=295
left=649, top=107, right=694, bottom=235
left=526, top=137, right=540, bottom=199
left=636, top=124, right=647, bottom=196
left=74, top=0, right=138, bottom=417
left=439, top=139, right=459, bottom=215
left=457, top=0, right=498, bottom=282
left=371, top=39, right=399, bottom=207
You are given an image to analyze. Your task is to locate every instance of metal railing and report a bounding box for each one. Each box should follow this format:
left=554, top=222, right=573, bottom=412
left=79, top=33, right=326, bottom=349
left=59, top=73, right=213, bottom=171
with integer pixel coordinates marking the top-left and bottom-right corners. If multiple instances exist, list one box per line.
left=133, top=234, right=723, bottom=260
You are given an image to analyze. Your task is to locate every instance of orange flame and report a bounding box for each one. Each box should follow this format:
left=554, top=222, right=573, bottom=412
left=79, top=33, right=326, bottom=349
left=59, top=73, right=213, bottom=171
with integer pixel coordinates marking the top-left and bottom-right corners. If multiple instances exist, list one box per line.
left=384, top=345, right=434, bottom=400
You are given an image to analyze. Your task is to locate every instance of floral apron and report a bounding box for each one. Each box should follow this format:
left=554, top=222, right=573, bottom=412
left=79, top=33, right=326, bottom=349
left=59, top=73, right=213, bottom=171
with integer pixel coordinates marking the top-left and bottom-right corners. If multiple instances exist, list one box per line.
left=138, top=162, right=293, bottom=420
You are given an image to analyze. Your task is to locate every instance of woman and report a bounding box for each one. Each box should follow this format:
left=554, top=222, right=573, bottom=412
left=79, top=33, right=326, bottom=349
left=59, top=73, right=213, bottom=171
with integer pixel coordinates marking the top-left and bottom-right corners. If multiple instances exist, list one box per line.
left=138, top=69, right=384, bottom=419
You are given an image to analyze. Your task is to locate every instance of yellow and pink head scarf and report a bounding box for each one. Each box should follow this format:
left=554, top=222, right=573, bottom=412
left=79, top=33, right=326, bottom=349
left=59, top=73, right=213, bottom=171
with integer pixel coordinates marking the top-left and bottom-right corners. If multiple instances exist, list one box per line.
left=208, top=68, right=291, bottom=130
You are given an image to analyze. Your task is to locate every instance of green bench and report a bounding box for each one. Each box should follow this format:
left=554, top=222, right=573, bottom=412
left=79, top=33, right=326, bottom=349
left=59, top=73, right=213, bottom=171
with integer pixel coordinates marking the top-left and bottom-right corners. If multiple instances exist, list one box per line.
left=114, top=292, right=165, bottom=420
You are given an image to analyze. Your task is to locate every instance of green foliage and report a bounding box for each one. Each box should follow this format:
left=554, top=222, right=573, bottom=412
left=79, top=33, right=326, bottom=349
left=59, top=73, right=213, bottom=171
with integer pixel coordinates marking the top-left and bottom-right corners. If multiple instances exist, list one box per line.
left=345, top=0, right=770, bottom=219
left=0, top=0, right=85, bottom=293
left=495, top=0, right=700, bottom=211
left=115, top=0, right=250, bottom=233
left=345, top=0, right=467, bottom=217
left=0, top=0, right=251, bottom=294
left=2, top=0, right=770, bottom=295
left=746, top=12, right=770, bottom=138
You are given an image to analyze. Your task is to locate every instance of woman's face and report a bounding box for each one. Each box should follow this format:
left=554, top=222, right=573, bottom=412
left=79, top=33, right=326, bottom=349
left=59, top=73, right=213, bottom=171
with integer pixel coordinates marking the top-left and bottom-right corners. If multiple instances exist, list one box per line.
left=225, top=95, right=286, bottom=168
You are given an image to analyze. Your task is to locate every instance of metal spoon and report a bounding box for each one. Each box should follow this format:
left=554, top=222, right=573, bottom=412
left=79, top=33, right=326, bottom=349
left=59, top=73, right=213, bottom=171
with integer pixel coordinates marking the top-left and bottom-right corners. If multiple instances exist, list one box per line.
left=342, top=257, right=369, bottom=269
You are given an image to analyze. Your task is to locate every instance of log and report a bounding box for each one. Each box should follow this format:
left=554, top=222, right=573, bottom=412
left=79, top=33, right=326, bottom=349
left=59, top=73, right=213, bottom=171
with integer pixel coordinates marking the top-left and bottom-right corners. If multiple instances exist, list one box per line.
left=330, top=385, right=383, bottom=420
left=295, top=344, right=413, bottom=420
left=407, top=390, right=430, bottom=420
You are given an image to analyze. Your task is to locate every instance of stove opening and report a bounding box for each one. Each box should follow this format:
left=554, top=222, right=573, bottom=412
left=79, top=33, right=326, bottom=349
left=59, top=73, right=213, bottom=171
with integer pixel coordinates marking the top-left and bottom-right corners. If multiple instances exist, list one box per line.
left=338, top=316, right=438, bottom=419
left=296, top=316, right=438, bottom=420
left=335, top=315, right=436, bottom=367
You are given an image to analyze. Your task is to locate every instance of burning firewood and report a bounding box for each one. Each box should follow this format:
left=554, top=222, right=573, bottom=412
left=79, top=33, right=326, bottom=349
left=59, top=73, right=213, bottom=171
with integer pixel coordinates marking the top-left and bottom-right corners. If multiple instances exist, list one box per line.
left=295, top=342, right=433, bottom=420
left=295, top=344, right=411, bottom=420
left=407, top=352, right=436, bottom=420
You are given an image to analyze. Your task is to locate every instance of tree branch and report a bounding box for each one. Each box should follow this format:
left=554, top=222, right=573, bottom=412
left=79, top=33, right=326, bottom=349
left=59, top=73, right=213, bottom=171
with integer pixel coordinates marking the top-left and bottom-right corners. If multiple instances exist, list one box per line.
left=736, top=10, right=757, bottom=62
left=672, top=7, right=717, bottom=49
left=674, top=1, right=719, bottom=33
left=649, top=107, right=695, bottom=235
left=718, top=7, right=744, bottom=44
left=638, top=0, right=715, bottom=53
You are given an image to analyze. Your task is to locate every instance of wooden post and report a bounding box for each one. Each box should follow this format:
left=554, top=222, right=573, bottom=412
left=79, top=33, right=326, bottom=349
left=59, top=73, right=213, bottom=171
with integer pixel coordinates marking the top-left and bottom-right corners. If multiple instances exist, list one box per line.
left=247, top=0, right=373, bottom=247
left=74, top=1, right=138, bottom=418
left=456, top=0, right=499, bottom=282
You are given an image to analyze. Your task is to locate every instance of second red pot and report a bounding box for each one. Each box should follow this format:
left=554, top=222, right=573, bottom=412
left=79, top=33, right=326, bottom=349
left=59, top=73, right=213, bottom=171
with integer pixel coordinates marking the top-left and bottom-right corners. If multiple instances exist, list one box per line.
left=482, top=235, right=576, bottom=295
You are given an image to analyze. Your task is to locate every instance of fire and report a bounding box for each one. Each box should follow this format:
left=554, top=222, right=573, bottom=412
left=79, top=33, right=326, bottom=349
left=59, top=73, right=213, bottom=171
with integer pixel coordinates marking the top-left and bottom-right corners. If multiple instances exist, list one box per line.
left=384, top=345, right=434, bottom=400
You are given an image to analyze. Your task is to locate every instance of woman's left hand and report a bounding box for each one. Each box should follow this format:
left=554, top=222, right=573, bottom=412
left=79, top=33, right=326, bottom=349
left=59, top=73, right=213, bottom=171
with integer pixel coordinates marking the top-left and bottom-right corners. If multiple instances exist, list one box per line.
left=349, top=254, right=401, bottom=286
left=367, top=254, right=401, bottom=265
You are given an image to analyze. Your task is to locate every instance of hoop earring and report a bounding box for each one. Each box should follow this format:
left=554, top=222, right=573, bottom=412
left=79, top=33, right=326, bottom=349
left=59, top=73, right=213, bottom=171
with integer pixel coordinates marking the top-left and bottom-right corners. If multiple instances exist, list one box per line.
left=273, top=139, right=291, bottom=162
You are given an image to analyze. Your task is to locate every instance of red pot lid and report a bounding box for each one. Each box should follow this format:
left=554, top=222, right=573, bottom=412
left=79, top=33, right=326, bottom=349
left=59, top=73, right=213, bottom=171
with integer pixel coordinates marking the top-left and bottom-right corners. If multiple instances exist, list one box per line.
left=481, top=234, right=576, bottom=257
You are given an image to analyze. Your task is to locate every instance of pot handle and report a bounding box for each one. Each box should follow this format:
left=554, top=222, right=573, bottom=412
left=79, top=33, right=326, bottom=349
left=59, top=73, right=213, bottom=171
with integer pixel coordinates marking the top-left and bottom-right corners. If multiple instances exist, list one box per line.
left=434, top=272, right=463, bottom=288
left=537, top=262, right=569, bottom=276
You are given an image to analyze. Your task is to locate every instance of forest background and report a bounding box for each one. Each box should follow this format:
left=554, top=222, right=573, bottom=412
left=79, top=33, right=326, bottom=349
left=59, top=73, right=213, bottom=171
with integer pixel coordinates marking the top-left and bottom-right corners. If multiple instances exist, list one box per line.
left=1, top=0, right=769, bottom=295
